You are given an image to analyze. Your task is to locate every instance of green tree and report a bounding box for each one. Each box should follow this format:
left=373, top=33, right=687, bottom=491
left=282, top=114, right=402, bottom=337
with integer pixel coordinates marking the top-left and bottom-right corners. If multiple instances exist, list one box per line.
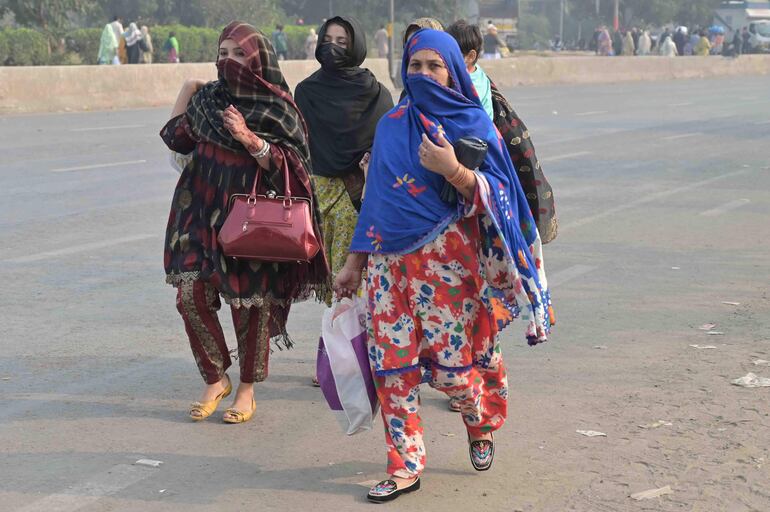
left=198, top=0, right=284, bottom=28
left=2, top=0, right=97, bottom=33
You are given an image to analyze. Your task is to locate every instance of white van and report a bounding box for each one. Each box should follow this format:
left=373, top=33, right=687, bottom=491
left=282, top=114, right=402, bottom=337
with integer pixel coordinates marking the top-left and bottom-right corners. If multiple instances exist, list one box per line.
left=748, top=19, right=770, bottom=51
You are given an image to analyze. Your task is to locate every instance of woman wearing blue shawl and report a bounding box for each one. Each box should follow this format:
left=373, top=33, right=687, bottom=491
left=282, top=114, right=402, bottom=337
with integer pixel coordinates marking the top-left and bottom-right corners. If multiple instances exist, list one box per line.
left=334, top=30, right=554, bottom=503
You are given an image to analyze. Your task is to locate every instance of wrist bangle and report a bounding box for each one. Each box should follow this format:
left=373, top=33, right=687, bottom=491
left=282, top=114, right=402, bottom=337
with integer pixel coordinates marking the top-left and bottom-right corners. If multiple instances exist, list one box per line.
left=250, top=140, right=270, bottom=160
left=447, top=164, right=475, bottom=189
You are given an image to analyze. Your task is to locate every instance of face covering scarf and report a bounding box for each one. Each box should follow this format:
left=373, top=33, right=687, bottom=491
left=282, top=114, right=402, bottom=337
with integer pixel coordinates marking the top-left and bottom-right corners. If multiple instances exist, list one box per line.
left=350, top=29, right=554, bottom=344
left=293, top=16, right=393, bottom=178
left=185, top=21, right=308, bottom=160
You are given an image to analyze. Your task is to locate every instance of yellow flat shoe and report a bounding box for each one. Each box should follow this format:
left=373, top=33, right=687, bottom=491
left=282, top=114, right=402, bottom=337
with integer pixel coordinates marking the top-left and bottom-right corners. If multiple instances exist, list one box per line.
left=189, top=376, right=232, bottom=421
left=223, top=398, right=256, bottom=424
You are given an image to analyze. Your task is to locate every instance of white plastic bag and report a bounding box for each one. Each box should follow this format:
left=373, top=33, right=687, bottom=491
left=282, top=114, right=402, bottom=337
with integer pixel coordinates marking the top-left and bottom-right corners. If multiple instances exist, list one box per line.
left=317, top=297, right=378, bottom=435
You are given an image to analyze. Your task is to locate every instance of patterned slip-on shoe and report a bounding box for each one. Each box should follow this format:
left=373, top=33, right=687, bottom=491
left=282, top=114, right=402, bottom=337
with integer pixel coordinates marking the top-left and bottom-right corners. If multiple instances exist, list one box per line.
left=468, top=434, right=495, bottom=471
left=366, top=477, right=421, bottom=503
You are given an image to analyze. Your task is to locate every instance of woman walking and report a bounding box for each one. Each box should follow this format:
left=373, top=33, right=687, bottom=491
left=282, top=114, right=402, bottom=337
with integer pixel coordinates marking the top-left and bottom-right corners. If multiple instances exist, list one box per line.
left=97, top=21, right=118, bottom=64
left=160, top=21, right=329, bottom=424
left=140, top=25, right=153, bottom=64
left=304, top=28, right=318, bottom=60
left=295, top=16, right=392, bottom=386
left=163, top=31, right=180, bottom=62
left=124, top=22, right=142, bottom=64
left=294, top=16, right=392, bottom=296
left=335, top=29, right=553, bottom=503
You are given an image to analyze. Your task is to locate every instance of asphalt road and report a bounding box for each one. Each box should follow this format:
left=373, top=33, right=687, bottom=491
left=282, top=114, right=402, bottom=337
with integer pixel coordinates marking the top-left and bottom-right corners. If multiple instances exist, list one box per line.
left=1, top=75, right=769, bottom=512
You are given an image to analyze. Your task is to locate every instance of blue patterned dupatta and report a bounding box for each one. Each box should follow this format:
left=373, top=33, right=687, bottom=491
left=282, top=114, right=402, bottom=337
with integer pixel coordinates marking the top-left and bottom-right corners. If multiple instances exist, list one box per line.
left=350, top=29, right=553, bottom=343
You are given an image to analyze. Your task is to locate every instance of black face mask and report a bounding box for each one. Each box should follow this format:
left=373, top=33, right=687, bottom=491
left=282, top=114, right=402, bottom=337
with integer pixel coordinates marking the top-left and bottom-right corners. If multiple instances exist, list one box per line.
left=317, top=43, right=349, bottom=71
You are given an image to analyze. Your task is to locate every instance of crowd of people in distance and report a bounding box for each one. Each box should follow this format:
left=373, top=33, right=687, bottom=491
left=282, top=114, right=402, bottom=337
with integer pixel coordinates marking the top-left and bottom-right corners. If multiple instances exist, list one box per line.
left=97, top=15, right=180, bottom=65
left=591, top=24, right=756, bottom=58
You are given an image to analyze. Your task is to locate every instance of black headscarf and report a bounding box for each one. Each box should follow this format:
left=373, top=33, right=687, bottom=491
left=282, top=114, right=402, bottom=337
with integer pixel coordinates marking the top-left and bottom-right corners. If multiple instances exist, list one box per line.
left=294, top=16, right=393, bottom=178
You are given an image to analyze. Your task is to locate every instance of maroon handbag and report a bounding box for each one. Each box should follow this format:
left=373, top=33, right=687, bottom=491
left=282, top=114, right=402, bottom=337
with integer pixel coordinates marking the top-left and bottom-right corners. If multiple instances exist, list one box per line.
left=218, top=156, right=320, bottom=263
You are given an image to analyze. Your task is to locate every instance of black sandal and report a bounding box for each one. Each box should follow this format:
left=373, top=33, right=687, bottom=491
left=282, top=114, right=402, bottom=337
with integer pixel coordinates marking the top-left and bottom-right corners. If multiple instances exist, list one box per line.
left=366, top=477, right=421, bottom=503
left=468, top=433, right=495, bottom=471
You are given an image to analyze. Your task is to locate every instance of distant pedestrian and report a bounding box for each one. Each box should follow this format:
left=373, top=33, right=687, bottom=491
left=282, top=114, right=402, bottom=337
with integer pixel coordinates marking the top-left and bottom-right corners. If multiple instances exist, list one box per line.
left=110, top=16, right=124, bottom=45
left=621, top=30, right=635, bottom=55
left=658, top=28, right=671, bottom=52
left=659, top=35, right=677, bottom=57
left=375, top=24, right=389, bottom=58
left=741, top=27, right=751, bottom=53
left=591, top=26, right=601, bottom=53
left=483, top=25, right=503, bottom=59
left=732, top=29, right=744, bottom=56
left=685, top=31, right=699, bottom=56
left=97, top=21, right=118, bottom=64
left=712, top=32, right=725, bottom=55
left=160, top=21, right=329, bottom=425
left=694, top=30, right=711, bottom=56
left=272, top=24, right=289, bottom=60
left=597, top=26, right=612, bottom=56
left=140, top=26, right=153, bottom=64
left=612, top=29, right=623, bottom=56
left=637, top=29, right=652, bottom=55
left=673, top=26, right=687, bottom=56
left=163, top=31, right=180, bottom=62
left=305, top=28, right=318, bottom=59
left=124, top=22, right=142, bottom=64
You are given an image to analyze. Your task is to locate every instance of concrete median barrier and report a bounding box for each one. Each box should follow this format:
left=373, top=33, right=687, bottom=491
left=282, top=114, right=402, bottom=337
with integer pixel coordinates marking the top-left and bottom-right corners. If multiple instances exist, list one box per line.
left=480, top=54, right=770, bottom=88
left=1, top=55, right=768, bottom=114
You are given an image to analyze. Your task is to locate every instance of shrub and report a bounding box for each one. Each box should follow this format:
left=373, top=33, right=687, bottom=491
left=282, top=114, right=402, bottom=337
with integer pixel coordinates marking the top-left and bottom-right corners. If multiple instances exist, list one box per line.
left=65, top=28, right=101, bottom=65
left=2, top=28, right=49, bottom=65
left=0, top=32, right=9, bottom=65
left=151, top=25, right=220, bottom=63
left=282, top=25, right=315, bottom=60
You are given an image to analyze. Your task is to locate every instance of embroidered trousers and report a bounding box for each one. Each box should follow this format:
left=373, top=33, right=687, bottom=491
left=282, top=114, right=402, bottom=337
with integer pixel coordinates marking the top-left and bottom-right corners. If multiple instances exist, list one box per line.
left=176, top=280, right=285, bottom=384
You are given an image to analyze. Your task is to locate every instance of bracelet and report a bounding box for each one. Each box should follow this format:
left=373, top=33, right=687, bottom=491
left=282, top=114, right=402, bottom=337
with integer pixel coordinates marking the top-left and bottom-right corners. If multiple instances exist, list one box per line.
left=250, top=140, right=271, bottom=160
left=447, top=164, right=476, bottom=189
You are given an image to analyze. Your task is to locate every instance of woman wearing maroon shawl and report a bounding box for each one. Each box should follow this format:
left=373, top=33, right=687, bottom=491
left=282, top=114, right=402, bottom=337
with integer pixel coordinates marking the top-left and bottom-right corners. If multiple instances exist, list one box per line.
left=160, top=22, right=329, bottom=424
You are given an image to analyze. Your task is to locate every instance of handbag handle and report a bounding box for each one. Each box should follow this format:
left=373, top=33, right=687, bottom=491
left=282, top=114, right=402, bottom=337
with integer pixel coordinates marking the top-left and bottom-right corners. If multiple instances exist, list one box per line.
left=248, top=144, right=292, bottom=200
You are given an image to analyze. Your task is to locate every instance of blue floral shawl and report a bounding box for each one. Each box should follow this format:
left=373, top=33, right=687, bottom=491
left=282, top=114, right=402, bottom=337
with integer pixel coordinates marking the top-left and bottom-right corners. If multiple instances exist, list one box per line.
left=350, top=29, right=553, bottom=343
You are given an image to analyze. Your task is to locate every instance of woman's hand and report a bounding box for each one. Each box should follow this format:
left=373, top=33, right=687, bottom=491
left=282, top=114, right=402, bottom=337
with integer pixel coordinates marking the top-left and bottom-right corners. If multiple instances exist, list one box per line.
left=418, top=132, right=458, bottom=177
left=333, top=254, right=368, bottom=298
left=223, top=105, right=258, bottom=146
left=359, top=151, right=371, bottom=178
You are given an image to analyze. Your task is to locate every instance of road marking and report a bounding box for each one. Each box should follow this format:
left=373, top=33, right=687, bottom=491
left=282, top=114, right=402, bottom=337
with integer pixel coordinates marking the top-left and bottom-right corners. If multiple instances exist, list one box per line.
left=50, top=160, right=147, bottom=173
left=754, top=120, right=770, bottom=125
left=668, top=102, right=693, bottom=107
left=548, top=265, right=597, bottom=287
left=561, top=168, right=752, bottom=233
left=575, top=110, right=608, bottom=117
left=13, top=464, right=155, bottom=512
left=70, top=124, right=144, bottom=132
left=540, top=151, right=592, bottom=163
left=699, top=198, right=750, bottom=217
left=660, top=132, right=701, bottom=141
left=2, top=234, right=157, bottom=263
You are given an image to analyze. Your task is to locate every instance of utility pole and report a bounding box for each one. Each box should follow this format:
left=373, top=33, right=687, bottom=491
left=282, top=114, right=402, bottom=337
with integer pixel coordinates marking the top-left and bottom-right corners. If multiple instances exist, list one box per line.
left=613, top=0, right=619, bottom=31
left=559, top=0, right=565, bottom=41
left=389, top=0, right=395, bottom=79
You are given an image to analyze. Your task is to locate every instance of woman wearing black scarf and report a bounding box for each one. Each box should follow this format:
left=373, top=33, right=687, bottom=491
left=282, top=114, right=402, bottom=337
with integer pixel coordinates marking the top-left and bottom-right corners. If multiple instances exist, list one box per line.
left=295, top=16, right=393, bottom=299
